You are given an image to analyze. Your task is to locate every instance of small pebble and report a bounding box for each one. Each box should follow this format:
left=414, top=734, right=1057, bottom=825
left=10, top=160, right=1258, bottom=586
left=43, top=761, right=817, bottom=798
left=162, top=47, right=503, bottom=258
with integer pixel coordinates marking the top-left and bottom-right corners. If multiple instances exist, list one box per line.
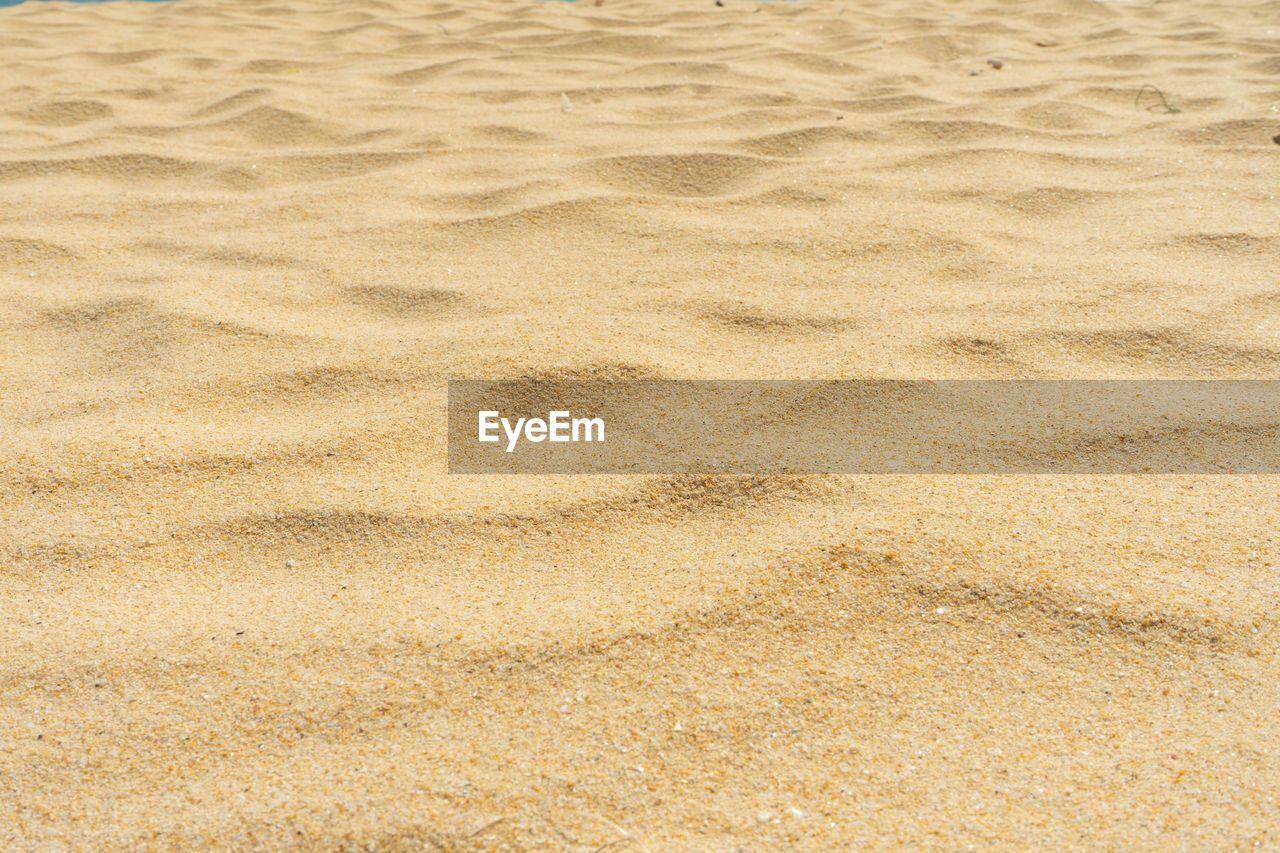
left=756, top=810, right=773, bottom=823
left=285, top=559, right=297, bottom=568
left=560, top=92, right=573, bottom=113
left=987, top=57, right=1003, bottom=70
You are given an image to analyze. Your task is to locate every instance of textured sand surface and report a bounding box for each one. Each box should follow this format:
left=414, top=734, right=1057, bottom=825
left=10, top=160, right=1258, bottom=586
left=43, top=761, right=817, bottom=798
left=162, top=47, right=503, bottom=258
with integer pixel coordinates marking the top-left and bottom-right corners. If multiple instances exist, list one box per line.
left=2, top=0, right=1279, bottom=848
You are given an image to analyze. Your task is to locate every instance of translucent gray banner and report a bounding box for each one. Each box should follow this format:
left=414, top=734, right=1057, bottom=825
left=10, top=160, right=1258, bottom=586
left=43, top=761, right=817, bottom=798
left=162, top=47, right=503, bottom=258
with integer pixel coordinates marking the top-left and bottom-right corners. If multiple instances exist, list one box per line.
left=447, top=380, right=1280, bottom=474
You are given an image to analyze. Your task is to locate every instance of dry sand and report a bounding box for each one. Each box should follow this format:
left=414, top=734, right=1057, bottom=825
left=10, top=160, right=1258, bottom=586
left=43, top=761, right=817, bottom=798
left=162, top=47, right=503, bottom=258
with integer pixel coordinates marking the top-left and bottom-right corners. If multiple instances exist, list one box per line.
left=2, top=0, right=1279, bottom=848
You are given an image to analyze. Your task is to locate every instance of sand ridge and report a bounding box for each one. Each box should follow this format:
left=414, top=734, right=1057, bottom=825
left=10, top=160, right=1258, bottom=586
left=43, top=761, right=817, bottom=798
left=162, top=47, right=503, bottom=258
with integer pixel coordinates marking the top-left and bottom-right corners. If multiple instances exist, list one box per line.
left=1, top=0, right=1279, bottom=848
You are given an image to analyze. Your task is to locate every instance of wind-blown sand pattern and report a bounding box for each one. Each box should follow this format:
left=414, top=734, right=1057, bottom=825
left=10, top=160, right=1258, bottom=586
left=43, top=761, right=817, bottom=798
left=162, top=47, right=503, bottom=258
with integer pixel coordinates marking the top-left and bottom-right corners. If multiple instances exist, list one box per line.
left=2, top=0, right=1279, bottom=848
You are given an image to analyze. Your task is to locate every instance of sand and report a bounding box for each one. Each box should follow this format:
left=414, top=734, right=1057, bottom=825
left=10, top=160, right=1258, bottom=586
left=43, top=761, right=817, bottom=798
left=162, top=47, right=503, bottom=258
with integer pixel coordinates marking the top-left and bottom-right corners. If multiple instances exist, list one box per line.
left=1, top=0, right=1279, bottom=847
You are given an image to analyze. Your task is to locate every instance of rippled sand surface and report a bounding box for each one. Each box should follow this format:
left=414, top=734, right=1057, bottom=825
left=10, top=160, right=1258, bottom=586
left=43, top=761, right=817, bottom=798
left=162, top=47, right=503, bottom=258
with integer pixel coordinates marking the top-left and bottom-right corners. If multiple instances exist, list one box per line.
left=2, top=0, right=1279, bottom=848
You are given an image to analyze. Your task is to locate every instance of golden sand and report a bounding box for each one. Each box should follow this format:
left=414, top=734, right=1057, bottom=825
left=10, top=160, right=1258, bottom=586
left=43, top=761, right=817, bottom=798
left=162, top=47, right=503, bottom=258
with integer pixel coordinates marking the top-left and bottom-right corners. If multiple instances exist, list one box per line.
left=1, top=0, right=1278, bottom=847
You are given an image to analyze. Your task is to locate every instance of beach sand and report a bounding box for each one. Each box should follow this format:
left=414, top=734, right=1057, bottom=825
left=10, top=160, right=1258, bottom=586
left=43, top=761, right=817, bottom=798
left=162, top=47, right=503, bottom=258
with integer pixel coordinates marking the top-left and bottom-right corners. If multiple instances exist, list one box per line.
left=1, top=0, right=1279, bottom=847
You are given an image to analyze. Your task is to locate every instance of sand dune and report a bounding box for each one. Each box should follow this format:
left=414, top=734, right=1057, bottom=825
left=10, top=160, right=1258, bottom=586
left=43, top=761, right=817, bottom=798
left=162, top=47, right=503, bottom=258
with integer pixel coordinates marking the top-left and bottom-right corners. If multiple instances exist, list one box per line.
left=1, top=0, right=1278, bottom=848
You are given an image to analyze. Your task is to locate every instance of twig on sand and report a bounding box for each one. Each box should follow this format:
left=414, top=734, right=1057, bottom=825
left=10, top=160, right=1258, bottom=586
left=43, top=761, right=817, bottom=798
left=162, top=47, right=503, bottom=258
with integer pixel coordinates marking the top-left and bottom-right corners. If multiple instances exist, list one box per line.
left=467, top=817, right=508, bottom=837
left=584, top=813, right=651, bottom=853
left=1135, top=84, right=1181, bottom=114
